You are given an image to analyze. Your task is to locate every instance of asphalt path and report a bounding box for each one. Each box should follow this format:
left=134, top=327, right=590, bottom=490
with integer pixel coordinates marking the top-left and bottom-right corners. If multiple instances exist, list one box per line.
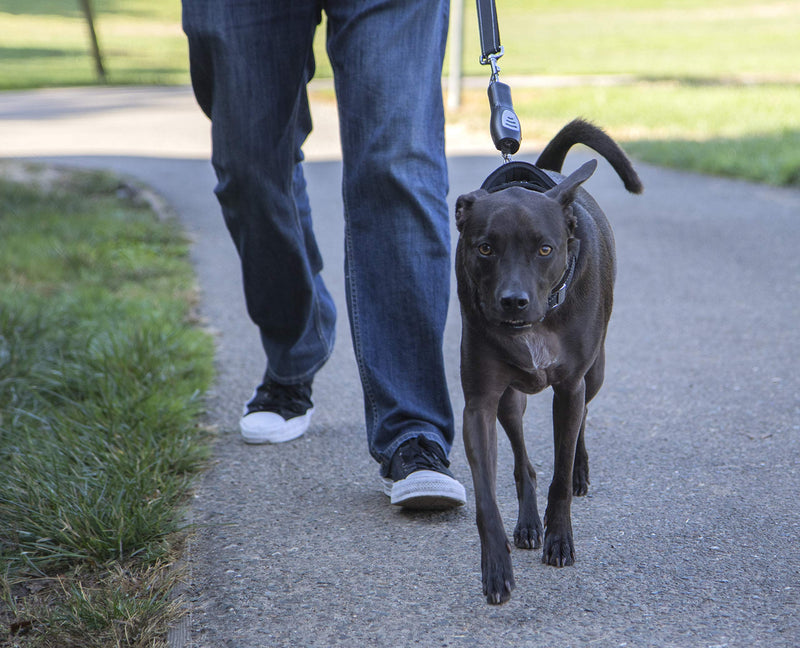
left=2, top=87, right=798, bottom=647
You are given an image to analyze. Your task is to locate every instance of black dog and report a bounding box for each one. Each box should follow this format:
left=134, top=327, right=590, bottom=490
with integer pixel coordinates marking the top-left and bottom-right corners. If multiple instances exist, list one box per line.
left=455, top=119, right=642, bottom=604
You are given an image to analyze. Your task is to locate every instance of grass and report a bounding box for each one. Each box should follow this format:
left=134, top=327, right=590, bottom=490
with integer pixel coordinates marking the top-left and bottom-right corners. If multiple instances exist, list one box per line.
left=0, top=164, right=215, bottom=646
left=454, top=0, right=800, bottom=80
left=2, top=0, right=798, bottom=86
left=626, top=129, right=800, bottom=186
left=451, top=81, right=800, bottom=186
left=1, top=0, right=799, bottom=185
left=0, top=0, right=186, bottom=88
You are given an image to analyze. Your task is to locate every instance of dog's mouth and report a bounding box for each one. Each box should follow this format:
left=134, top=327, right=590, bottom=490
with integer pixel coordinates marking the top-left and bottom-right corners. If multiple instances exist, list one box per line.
left=501, top=319, right=534, bottom=330
left=478, top=301, right=542, bottom=331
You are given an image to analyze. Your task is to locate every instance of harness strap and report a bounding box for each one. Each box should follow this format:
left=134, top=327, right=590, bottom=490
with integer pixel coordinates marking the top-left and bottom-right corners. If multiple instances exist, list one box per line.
left=480, top=161, right=556, bottom=193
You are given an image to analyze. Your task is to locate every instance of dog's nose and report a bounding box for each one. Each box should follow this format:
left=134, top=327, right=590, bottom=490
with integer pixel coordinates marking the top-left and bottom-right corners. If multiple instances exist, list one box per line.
left=500, top=290, right=530, bottom=313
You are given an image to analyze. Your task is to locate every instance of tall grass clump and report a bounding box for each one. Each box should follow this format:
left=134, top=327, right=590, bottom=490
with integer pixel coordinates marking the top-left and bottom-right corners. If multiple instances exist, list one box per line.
left=0, top=165, right=214, bottom=646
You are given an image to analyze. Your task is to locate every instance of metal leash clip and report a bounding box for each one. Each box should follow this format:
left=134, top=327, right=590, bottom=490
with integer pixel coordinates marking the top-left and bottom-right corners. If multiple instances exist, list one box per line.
left=480, top=45, right=504, bottom=80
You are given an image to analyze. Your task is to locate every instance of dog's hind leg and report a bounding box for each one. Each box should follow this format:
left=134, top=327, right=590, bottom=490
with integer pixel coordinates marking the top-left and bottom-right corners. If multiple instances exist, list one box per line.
left=573, top=412, right=590, bottom=497
left=498, top=387, right=543, bottom=550
left=543, top=380, right=587, bottom=567
left=574, top=347, right=606, bottom=496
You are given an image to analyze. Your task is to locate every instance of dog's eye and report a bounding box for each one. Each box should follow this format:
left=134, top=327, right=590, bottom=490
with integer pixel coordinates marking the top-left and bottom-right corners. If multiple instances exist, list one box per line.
left=539, top=245, right=553, bottom=257
left=477, top=243, right=494, bottom=257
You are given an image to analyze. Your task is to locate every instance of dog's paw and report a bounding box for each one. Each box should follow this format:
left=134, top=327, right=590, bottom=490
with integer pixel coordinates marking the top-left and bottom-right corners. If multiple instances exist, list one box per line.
left=572, top=466, right=590, bottom=497
left=481, top=542, right=515, bottom=605
left=513, top=517, right=543, bottom=550
left=573, top=452, right=590, bottom=496
left=542, top=528, right=575, bottom=567
left=483, top=569, right=515, bottom=605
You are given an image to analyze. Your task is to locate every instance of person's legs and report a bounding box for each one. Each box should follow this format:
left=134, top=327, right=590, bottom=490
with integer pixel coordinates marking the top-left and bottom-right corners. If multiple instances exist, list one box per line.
left=183, top=0, right=336, bottom=392
left=183, top=0, right=463, bottom=502
left=325, top=0, right=460, bottom=497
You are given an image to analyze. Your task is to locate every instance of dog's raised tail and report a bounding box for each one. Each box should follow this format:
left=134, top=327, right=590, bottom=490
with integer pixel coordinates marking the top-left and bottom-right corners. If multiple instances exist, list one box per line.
left=536, top=119, right=643, bottom=194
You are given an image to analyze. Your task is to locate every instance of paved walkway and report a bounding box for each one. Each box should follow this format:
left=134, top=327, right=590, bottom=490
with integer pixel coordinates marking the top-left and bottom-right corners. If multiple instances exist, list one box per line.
left=2, top=87, right=799, bottom=647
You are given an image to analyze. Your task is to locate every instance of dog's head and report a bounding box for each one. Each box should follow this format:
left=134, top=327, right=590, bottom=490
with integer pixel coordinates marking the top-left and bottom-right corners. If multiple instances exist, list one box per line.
left=455, top=160, right=596, bottom=331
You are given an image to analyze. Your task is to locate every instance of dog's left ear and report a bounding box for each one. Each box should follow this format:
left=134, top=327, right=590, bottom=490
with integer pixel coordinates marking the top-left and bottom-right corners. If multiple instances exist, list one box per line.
left=544, top=160, right=597, bottom=235
left=455, top=189, right=488, bottom=232
left=544, top=159, right=597, bottom=209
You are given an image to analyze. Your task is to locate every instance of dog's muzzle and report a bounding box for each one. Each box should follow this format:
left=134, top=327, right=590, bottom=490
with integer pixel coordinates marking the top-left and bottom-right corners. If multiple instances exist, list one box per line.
left=499, top=290, right=535, bottom=329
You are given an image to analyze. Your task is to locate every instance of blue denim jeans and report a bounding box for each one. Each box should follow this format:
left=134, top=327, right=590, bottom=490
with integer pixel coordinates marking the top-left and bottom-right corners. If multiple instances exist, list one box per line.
left=182, top=0, right=455, bottom=472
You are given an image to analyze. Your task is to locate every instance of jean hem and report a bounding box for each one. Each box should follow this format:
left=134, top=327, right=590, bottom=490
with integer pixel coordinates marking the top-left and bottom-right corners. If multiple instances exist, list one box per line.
left=264, top=338, right=335, bottom=386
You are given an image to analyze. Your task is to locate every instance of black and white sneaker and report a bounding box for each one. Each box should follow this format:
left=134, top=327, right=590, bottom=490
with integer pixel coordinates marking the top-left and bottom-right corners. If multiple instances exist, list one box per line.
left=380, top=436, right=466, bottom=510
left=239, top=380, right=314, bottom=444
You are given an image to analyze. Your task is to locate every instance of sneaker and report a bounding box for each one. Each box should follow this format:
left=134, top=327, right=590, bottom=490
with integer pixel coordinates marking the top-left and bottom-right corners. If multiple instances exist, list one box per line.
left=380, top=436, right=466, bottom=510
left=239, top=380, right=314, bottom=444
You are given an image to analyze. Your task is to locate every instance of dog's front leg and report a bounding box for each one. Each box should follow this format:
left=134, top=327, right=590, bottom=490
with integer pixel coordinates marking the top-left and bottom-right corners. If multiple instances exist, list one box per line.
left=463, top=402, right=514, bottom=604
left=543, top=381, right=586, bottom=567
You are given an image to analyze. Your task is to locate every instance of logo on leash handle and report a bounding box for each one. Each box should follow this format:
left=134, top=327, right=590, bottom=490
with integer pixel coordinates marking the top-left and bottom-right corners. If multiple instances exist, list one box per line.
left=501, top=110, right=520, bottom=132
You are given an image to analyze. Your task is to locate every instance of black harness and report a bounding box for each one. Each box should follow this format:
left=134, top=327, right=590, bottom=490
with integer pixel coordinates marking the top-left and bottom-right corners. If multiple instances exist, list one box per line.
left=480, top=160, right=556, bottom=194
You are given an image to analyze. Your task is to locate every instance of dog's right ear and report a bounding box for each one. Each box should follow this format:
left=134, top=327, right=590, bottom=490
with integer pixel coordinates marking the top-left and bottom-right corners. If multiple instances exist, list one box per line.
left=455, top=190, right=487, bottom=232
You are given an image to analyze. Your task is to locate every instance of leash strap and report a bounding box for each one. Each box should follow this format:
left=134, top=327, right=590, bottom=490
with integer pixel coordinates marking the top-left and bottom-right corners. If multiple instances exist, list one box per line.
left=475, top=0, right=521, bottom=159
left=476, top=0, right=502, bottom=63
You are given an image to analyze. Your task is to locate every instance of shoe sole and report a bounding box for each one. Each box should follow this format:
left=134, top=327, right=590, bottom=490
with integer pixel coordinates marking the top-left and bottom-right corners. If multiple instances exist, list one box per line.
left=381, top=470, right=466, bottom=510
left=240, top=408, right=314, bottom=444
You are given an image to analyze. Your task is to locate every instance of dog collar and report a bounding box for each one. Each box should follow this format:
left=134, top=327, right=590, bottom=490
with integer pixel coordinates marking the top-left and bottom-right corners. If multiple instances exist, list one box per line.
left=548, top=245, right=578, bottom=310
left=547, top=239, right=581, bottom=310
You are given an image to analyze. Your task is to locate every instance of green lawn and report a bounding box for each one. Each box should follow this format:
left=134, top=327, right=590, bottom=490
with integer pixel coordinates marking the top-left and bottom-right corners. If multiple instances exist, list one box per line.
left=456, top=0, right=800, bottom=80
left=0, top=0, right=187, bottom=88
left=2, top=0, right=797, bottom=87
left=454, top=81, right=800, bottom=186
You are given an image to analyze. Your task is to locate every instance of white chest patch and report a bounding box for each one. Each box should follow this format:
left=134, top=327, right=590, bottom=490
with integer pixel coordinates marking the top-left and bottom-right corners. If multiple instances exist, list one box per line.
left=520, top=334, right=556, bottom=371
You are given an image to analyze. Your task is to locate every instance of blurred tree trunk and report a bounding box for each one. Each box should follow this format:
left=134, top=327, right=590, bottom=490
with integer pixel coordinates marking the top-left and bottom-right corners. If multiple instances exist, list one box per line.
left=79, top=0, right=106, bottom=83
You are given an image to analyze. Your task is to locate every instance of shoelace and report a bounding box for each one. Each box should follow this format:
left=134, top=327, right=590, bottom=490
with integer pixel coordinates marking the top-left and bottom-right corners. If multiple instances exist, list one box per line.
left=399, top=437, right=448, bottom=471
left=250, top=381, right=311, bottom=416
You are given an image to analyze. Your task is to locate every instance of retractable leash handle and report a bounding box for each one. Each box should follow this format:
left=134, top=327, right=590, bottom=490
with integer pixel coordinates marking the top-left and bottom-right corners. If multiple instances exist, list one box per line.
left=488, top=76, right=521, bottom=158
left=476, top=0, right=521, bottom=159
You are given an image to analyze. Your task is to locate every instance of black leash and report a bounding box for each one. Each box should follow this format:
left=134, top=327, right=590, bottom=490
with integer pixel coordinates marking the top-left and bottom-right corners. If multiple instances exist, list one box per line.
left=476, top=0, right=521, bottom=160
